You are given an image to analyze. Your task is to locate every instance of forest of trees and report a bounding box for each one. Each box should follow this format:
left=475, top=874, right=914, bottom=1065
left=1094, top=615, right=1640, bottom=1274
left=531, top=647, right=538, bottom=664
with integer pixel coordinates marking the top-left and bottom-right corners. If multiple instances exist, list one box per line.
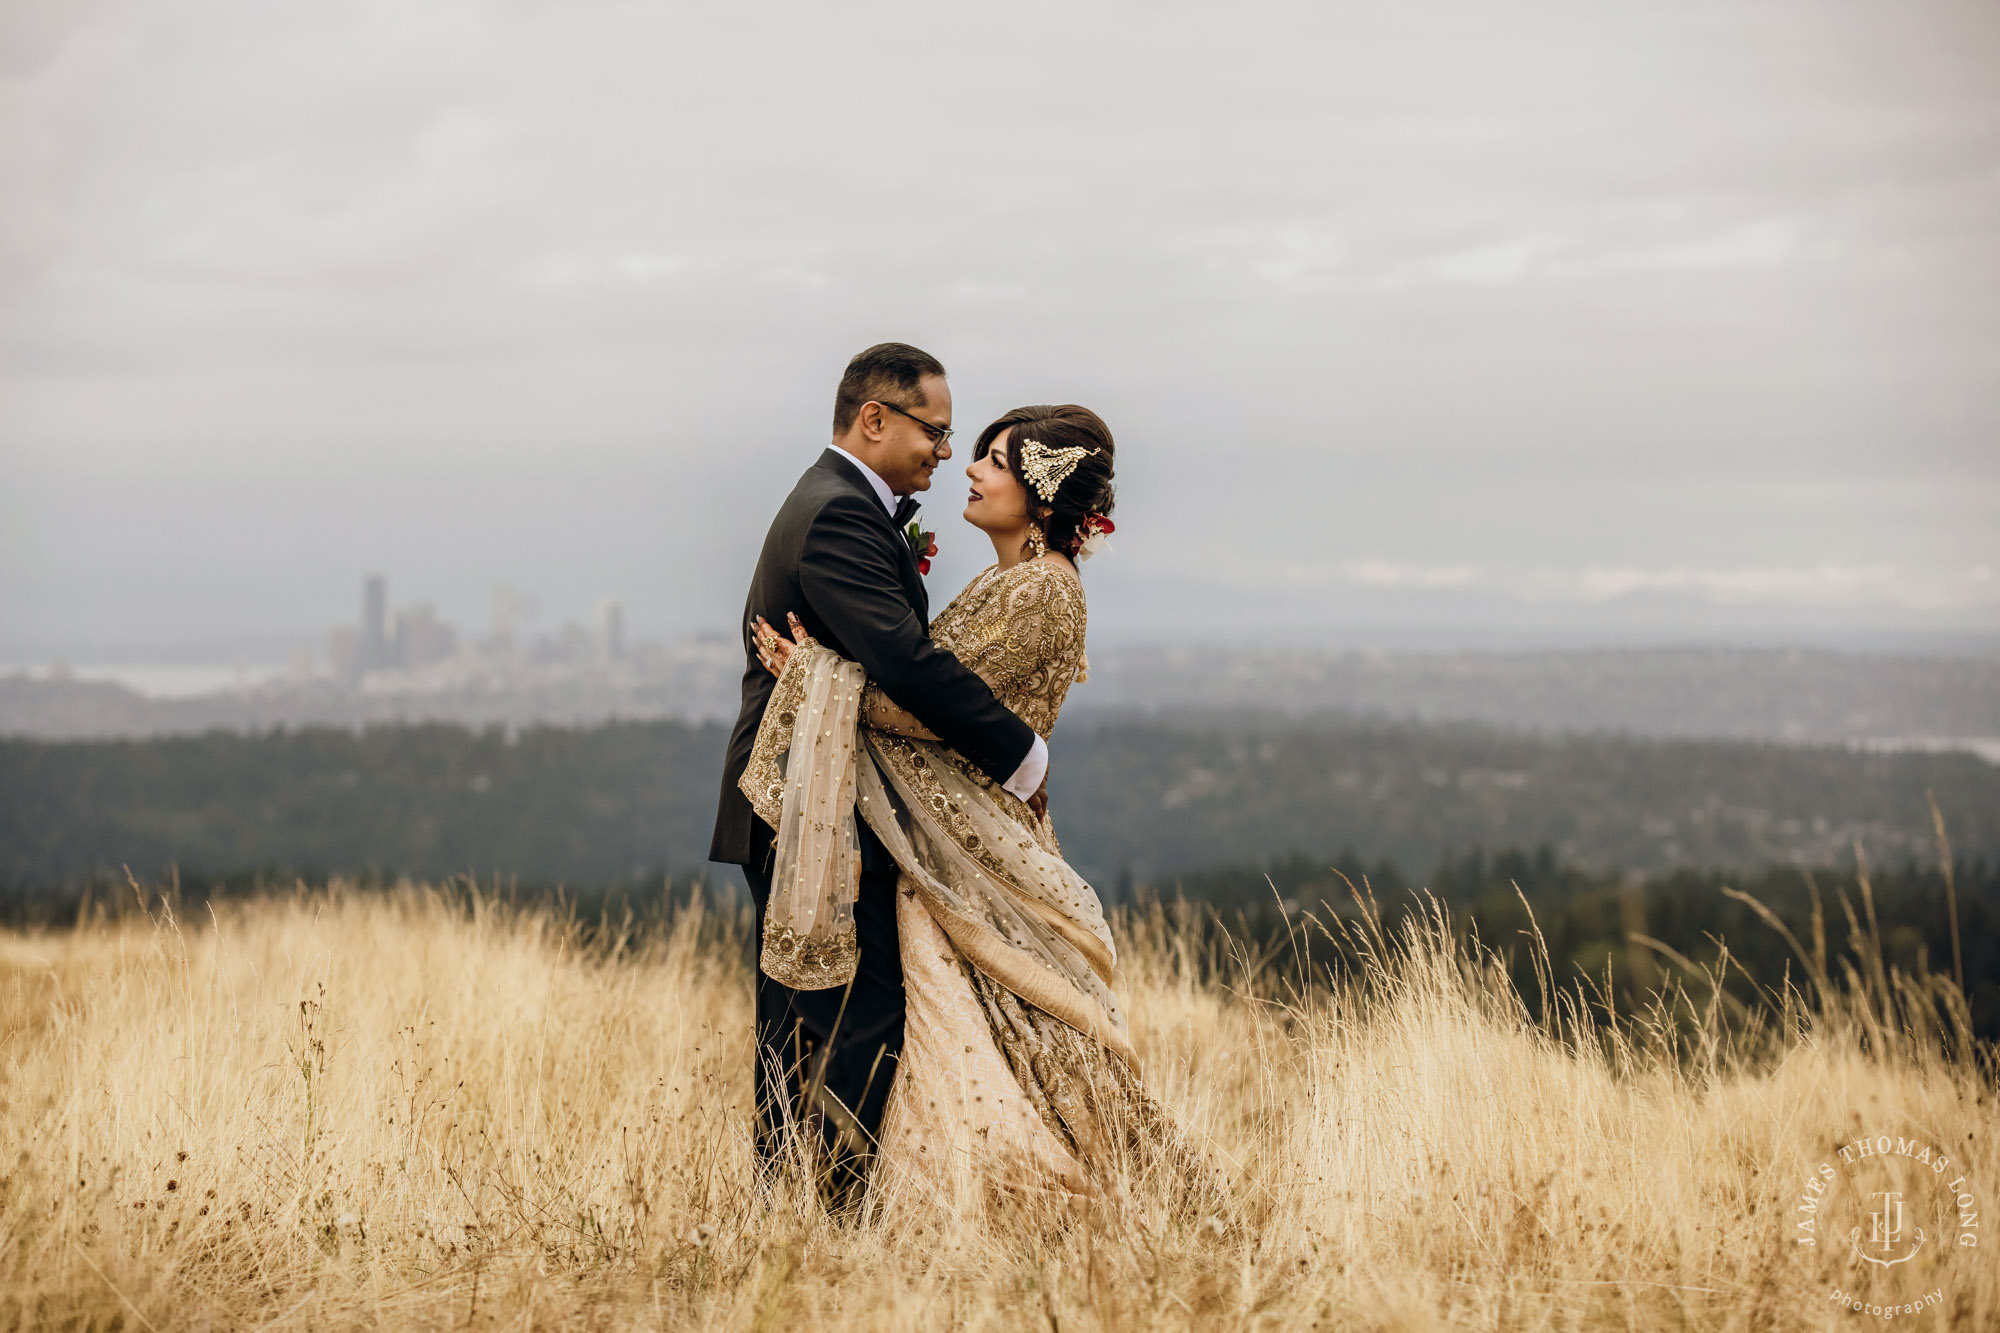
left=3, top=714, right=1993, bottom=892
left=4, top=715, right=1995, bottom=1035
left=1156, top=848, right=2000, bottom=1042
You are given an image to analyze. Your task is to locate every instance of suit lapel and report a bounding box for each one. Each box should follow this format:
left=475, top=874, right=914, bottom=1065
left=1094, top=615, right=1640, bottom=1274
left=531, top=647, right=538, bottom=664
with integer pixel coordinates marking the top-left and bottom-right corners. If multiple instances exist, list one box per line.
left=816, top=449, right=931, bottom=625
left=907, top=552, right=930, bottom=626
left=893, top=497, right=930, bottom=624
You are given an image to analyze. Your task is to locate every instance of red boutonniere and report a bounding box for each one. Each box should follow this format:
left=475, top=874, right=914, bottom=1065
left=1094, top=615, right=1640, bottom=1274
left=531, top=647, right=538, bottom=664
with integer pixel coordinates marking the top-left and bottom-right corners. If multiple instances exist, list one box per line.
left=905, top=519, right=938, bottom=575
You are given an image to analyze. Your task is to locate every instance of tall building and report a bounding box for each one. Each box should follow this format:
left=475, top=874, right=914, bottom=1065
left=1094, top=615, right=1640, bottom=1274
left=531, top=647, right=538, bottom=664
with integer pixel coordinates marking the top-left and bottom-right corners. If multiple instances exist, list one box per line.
left=361, top=574, right=387, bottom=674
left=490, top=583, right=537, bottom=656
left=597, top=599, right=626, bottom=663
left=394, top=604, right=459, bottom=671
left=326, top=627, right=359, bottom=684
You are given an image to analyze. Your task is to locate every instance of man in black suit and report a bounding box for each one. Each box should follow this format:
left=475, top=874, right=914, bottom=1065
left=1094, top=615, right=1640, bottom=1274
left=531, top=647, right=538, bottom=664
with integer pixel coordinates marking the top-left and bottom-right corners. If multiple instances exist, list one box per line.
left=710, top=342, right=1047, bottom=1199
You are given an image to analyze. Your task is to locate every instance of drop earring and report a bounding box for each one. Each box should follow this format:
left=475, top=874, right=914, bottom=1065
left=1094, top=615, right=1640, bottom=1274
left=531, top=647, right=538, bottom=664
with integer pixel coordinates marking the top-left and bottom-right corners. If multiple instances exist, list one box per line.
left=1023, top=525, right=1048, bottom=561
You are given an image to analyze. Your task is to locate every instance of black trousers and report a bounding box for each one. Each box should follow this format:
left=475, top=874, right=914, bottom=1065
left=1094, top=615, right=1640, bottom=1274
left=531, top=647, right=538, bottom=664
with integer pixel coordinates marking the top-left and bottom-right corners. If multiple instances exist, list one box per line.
left=742, top=817, right=905, bottom=1195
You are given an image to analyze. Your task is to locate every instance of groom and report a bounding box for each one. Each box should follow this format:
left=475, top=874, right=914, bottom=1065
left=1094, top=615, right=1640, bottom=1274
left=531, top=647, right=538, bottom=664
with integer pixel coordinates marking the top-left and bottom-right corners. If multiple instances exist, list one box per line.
left=709, top=342, right=1047, bottom=1197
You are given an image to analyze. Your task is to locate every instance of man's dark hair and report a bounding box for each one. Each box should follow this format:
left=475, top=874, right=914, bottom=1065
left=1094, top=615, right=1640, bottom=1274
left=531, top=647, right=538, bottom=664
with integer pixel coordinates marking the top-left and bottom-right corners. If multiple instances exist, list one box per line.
left=833, top=342, right=946, bottom=435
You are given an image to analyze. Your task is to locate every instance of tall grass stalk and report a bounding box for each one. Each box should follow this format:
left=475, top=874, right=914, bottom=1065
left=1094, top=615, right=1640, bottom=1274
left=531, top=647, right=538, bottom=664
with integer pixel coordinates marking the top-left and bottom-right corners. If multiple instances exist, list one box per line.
left=0, top=869, right=1993, bottom=1330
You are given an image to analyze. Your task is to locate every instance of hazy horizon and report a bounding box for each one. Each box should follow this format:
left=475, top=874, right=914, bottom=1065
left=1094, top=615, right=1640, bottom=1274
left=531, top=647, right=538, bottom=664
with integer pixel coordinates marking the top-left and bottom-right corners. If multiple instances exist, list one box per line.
left=4, top=0, right=1997, bottom=663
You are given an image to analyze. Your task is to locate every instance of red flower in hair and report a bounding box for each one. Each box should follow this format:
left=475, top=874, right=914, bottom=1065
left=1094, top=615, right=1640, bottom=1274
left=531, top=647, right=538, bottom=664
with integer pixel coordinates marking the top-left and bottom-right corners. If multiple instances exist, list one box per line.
left=1069, top=513, right=1115, bottom=561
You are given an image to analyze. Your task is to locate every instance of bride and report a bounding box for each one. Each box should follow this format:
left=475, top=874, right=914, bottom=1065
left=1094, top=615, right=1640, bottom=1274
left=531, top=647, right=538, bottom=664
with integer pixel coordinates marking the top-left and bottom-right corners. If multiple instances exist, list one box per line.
left=741, top=404, right=1206, bottom=1209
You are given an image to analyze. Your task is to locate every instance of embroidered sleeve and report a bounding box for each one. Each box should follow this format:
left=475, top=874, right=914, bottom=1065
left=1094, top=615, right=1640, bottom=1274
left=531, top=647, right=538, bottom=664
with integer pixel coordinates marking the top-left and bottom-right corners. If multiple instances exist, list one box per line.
left=952, top=563, right=1087, bottom=738
left=862, top=683, right=940, bottom=741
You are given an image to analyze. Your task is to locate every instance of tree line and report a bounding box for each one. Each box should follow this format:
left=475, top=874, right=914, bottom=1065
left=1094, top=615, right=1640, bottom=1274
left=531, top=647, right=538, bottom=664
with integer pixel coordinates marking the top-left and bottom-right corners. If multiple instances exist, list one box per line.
left=2, top=715, right=1993, bottom=1036
left=3, top=714, right=1993, bottom=891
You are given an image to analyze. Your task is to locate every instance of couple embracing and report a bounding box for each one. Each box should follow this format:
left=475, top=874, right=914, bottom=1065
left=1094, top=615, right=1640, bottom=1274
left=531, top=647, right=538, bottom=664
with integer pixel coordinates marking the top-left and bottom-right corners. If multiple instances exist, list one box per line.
left=710, top=342, right=1206, bottom=1213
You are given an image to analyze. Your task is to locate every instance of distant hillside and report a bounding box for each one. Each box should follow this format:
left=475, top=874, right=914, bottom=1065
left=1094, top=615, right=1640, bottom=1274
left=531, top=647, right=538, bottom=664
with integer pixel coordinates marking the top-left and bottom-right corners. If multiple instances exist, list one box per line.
left=4, top=646, right=1995, bottom=749
left=1053, top=713, right=1998, bottom=883
left=1076, top=645, right=2000, bottom=748
left=2, top=715, right=1993, bottom=892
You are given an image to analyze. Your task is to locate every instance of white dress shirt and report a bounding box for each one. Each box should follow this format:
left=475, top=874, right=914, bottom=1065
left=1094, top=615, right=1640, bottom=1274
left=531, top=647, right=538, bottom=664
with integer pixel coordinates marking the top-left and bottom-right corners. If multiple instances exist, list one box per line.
left=828, top=444, right=895, bottom=514
left=826, top=444, right=1049, bottom=802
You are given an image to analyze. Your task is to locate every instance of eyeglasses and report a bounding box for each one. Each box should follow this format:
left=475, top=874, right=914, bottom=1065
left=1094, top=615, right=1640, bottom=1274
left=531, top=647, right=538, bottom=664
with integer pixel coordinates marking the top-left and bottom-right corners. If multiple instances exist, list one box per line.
left=874, top=400, right=954, bottom=452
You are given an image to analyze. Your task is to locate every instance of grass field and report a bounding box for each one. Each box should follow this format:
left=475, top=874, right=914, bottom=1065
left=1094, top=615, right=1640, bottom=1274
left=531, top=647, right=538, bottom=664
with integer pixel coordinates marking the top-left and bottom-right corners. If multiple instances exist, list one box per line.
left=0, top=877, right=1993, bottom=1331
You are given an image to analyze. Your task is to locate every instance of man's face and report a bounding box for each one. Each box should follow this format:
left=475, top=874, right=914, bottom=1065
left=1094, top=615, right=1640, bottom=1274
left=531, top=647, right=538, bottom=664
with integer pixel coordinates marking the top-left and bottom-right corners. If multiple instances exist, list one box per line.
left=869, top=374, right=953, bottom=495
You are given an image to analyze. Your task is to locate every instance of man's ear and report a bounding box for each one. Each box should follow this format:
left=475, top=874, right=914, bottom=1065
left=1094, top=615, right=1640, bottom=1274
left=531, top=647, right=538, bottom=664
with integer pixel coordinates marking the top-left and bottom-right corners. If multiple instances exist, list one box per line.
left=858, top=402, right=886, bottom=444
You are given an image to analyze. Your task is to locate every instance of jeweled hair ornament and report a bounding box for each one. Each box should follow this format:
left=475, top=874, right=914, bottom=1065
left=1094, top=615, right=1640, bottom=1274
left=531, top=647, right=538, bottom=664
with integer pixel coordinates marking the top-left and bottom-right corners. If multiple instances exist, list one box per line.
left=1016, top=437, right=1098, bottom=502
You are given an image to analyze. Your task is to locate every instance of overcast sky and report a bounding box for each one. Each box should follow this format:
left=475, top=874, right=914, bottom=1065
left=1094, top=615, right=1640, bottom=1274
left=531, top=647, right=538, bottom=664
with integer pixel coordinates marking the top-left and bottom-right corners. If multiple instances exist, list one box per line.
left=3, top=0, right=1997, bottom=659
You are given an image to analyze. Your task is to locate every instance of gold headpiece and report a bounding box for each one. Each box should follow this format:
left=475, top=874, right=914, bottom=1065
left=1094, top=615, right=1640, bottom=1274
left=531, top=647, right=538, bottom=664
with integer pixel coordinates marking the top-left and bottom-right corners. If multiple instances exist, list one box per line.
left=1016, top=438, right=1097, bottom=503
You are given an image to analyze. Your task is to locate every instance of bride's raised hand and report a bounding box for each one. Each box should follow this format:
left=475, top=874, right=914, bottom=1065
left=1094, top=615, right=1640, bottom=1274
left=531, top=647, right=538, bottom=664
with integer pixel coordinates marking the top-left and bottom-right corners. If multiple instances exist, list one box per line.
left=753, top=612, right=820, bottom=677
left=753, top=615, right=793, bottom=677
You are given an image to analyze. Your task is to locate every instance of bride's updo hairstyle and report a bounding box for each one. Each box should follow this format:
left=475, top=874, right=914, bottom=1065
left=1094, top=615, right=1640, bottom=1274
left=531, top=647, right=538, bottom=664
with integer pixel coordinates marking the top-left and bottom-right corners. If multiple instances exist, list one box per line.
left=972, top=404, right=1117, bottom=560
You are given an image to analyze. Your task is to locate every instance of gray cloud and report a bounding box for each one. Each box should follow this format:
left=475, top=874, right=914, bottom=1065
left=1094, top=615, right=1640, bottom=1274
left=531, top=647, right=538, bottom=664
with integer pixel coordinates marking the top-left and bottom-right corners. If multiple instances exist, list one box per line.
left=2, top=0, right=1996, bottom=655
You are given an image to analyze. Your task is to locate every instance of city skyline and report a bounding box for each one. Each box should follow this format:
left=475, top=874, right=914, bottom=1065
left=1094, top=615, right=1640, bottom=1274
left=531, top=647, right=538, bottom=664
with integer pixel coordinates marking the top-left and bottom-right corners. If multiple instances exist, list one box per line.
left=317, top=572, right=631, bottom=682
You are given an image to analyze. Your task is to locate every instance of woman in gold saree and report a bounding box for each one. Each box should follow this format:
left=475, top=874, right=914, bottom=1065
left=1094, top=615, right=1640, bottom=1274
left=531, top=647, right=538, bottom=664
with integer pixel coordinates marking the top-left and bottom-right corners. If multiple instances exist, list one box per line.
left=740, top=405, right=1203, bottom=1208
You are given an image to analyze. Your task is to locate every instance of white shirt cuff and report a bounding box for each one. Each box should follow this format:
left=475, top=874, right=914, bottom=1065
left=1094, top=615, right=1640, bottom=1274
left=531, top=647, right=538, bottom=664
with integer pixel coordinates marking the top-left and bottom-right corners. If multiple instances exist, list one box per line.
left=1001, top=734, right=1048, bottom=802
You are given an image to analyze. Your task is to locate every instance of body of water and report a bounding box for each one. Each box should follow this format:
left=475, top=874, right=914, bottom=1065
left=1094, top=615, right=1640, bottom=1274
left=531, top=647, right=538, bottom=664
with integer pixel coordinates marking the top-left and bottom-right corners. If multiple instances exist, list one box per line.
left=1, top=664, right=287, bottom=699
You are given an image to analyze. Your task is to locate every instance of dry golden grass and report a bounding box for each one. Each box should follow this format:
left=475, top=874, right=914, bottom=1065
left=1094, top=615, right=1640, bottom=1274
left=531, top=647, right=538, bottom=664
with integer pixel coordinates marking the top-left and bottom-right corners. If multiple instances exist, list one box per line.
left=0, top=879, right=1993, bottom=1331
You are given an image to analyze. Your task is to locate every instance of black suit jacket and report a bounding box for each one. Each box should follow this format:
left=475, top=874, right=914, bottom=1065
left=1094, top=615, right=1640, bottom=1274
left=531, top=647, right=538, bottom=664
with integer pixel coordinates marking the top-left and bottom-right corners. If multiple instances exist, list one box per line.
left=708, top=449, right=1039, bottom=867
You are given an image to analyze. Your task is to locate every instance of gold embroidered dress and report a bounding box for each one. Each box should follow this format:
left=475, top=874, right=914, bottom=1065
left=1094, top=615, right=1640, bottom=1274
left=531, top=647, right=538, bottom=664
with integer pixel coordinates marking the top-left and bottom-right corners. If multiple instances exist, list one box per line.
left=741, top=558, right=1192, bottom=1206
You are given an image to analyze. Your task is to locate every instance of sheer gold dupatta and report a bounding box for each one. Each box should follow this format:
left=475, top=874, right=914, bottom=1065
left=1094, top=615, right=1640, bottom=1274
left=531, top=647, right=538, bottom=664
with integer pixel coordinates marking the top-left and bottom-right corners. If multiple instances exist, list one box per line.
left=740, top=641, right=1137, bottom=1071
left=852, top=737, right=1138, bottom=1071
left=746, top=644, right=867, bottom=989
